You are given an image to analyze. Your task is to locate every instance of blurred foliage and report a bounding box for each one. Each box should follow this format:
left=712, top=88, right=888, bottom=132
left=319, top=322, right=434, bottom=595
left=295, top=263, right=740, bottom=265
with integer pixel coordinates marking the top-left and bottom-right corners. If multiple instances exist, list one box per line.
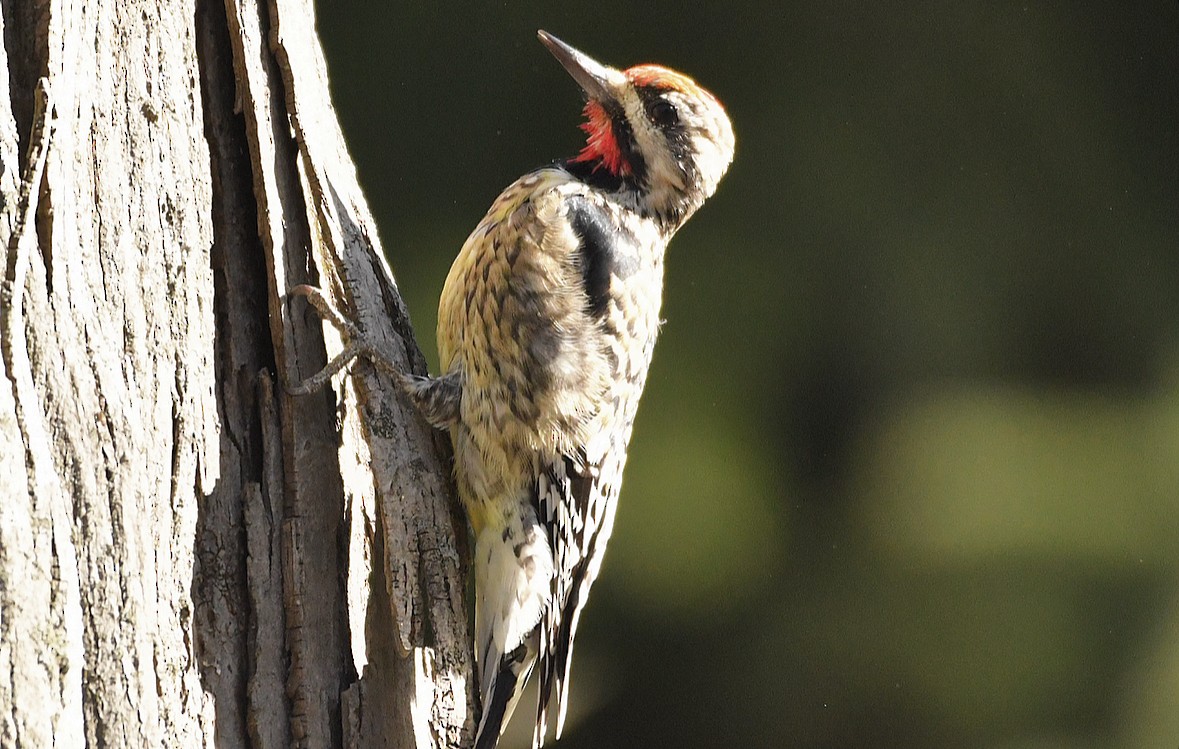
left=317, top=2, right=1178, bottom=747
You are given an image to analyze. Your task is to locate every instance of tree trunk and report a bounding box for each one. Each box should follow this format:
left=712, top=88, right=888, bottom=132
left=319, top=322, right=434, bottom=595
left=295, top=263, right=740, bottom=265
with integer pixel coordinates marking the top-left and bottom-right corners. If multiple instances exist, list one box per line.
left=0, top=0, right=474, bottom=747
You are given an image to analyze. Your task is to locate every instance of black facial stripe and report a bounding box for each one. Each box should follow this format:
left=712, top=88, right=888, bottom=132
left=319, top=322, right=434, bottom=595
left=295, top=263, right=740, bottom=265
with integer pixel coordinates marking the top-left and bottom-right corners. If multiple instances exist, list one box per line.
left=634, top=85, right=695, bottom=178
left=634, top=84, right=666, bottom=107
left=601, top=98, right=648, bottom=183
left=635, top=85, right=684, bottom=128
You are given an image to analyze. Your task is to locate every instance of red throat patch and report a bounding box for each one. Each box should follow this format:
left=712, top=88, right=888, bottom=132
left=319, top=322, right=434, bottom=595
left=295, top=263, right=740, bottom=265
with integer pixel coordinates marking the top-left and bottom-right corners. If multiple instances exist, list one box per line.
left=570, top=100, right=631, bottom=177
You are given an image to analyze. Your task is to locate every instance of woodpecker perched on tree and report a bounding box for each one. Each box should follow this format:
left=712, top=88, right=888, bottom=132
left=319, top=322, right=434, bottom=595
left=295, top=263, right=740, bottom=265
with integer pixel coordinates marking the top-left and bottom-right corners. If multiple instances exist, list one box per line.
left=293, top=30, right=733, bottom=749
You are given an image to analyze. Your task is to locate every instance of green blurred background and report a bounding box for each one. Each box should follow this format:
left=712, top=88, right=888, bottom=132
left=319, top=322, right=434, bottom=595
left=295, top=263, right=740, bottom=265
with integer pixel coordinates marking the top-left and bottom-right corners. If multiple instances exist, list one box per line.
left=317, top=3, right=1178, bottom=747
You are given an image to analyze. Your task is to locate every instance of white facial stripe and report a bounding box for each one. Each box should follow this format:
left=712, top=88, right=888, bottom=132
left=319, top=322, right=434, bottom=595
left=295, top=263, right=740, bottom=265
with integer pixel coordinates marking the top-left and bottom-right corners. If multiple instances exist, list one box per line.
left=613, top=77, right=735, bottom=221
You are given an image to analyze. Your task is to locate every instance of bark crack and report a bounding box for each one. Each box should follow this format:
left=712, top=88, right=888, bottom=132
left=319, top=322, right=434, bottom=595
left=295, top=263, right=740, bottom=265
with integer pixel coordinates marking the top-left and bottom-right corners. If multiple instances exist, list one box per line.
left=0, top=0, right=48, bottom=164
left=1, top=77, right=53, bottom=499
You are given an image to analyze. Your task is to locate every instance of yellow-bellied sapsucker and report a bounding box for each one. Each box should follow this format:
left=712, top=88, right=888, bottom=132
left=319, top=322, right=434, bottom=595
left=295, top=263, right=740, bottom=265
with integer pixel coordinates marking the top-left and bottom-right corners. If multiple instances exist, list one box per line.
left=294, top=30, right=733, bottom=749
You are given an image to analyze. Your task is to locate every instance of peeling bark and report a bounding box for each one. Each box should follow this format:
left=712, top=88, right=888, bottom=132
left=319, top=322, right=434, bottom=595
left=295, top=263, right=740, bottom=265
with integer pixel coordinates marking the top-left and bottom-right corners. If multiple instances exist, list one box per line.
left=0, top=0, right=474, bottom=747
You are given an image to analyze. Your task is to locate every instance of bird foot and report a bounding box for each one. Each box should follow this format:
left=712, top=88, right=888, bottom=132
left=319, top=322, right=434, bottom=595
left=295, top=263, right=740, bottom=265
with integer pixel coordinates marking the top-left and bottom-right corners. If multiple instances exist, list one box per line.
left=287, top=284, right=405, bottom=395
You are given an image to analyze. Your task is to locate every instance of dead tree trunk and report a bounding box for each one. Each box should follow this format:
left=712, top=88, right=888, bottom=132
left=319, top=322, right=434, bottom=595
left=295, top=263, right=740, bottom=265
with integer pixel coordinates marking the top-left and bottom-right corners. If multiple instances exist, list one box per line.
left=0, top=0, right=474, bottom=747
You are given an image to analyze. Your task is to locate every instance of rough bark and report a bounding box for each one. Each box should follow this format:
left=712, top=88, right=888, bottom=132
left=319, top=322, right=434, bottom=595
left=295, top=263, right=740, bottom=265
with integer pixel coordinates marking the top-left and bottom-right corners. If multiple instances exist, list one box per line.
left=0, top=0, right=474, bottom=747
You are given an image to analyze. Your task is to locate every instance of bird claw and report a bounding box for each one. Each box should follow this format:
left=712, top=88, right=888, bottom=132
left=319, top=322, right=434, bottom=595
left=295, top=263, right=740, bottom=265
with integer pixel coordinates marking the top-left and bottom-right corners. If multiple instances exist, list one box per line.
left=290, top=284, right=362, bottom=342
left=287, top=284, right=393, bottom=395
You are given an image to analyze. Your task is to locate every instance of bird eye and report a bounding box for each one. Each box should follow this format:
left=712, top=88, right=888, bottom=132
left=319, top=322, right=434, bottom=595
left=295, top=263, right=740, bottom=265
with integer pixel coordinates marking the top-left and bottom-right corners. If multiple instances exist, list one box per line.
left=647, top=99, right=678, bottom=127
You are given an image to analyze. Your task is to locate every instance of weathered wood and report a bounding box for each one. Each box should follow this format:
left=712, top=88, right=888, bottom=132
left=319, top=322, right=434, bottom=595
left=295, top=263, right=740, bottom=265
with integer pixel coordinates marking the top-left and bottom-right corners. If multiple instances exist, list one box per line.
left=0, top=0, right=473, bottom=746
left=262, top=0, right=475, bottom=742
left=2, top=0, right=219, bottom=744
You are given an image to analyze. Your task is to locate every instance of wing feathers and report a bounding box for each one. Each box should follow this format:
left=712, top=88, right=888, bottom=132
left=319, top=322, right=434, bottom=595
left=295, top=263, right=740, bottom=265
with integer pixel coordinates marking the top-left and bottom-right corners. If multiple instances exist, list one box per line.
left=533, top=450, right=621, bottom=743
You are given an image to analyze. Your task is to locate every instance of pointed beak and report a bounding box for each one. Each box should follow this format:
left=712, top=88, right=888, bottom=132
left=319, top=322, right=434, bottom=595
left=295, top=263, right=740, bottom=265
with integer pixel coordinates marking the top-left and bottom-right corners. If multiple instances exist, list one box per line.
left=537, top=30, right=621, bottom=103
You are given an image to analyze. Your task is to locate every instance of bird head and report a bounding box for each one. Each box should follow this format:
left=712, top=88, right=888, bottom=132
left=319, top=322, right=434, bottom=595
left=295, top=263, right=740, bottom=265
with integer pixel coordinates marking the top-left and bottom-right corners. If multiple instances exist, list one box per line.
left=538, top=30, right=735, bottom=228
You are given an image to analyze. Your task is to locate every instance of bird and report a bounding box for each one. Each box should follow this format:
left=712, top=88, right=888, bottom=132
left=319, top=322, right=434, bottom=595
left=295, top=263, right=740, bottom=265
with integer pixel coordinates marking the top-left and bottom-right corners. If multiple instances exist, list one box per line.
left=292, top=30, right=734, bottom=749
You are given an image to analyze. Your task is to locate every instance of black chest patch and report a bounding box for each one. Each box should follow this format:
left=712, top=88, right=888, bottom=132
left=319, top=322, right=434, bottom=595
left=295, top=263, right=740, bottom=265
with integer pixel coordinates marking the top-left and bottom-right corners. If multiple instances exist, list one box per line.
left=566, top=195, right=636, bottom=320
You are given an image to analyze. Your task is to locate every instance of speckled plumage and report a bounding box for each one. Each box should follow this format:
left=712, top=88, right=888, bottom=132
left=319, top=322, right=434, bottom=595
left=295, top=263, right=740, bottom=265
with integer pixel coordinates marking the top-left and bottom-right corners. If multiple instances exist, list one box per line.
left=423, top=33, right=735, bottom=749
left=437, top=166, right=671, bottom=748
left=294, top=31, right=734, bottom=749
left=438, top=170, right=665, bottom=531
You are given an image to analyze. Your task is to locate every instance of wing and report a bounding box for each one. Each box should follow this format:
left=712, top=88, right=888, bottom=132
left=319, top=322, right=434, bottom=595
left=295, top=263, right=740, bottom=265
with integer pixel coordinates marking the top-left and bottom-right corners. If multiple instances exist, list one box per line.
left=533, top=444, right=624, bottom=745
left=438, top=170, right=620, bottom=477
left=527, top=184, right=661, bottom=745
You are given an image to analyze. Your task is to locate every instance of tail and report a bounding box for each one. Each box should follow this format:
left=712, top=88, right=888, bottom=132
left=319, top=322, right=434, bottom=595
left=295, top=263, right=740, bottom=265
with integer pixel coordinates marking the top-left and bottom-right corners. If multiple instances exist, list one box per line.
left=472, top=514, right=553, bottom=749
left=475, top=639, right=537, bottom=749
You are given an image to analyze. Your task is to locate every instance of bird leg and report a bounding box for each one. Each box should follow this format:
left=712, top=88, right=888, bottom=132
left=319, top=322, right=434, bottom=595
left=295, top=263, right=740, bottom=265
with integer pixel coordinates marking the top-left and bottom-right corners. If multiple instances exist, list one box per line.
left=287, top=284, right=407, bottom=395
left=288, top=284, right=461, bottom=429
